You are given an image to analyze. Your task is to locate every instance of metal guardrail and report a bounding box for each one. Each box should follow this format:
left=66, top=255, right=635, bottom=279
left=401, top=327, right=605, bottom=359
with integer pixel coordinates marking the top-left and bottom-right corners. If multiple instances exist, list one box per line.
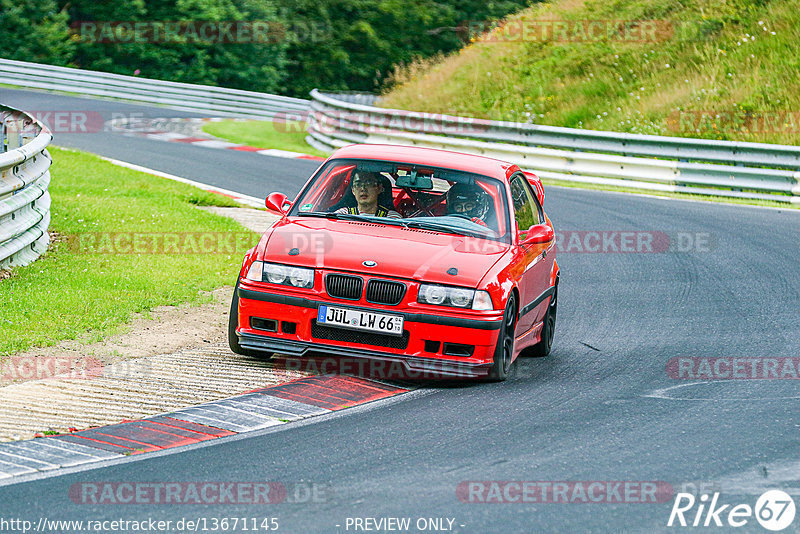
left=0, top=58, right=310, bottom=119
left=0, top=104, right=52, bottom=270
left=307, top=90, right=800, bottom=204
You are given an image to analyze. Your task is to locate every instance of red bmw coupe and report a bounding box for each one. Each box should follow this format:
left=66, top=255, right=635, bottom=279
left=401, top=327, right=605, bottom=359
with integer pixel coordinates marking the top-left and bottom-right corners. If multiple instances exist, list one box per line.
left=229, top=144, right=559, bottom=380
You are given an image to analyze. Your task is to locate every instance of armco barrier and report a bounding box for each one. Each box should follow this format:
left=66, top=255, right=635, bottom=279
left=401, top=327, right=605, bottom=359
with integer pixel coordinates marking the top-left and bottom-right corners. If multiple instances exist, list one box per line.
left=0, top=58, right=309, bottom=119
left=0, top=105, right=52, bottom=270
left=307, top=90, right=800, bottom=204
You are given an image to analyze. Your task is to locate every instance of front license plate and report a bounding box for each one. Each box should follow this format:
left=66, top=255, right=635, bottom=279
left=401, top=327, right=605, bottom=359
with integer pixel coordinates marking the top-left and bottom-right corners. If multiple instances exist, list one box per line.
left=317, top=305, right=404, bottom=336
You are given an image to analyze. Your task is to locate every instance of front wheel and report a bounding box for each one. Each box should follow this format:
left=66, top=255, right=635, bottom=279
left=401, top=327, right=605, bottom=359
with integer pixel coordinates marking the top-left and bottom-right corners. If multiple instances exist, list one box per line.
left=528, top=285, right=557, bottom=358
left=486, top=294, right=517, bottom=381
left=228, top=282, right=272, bottom=359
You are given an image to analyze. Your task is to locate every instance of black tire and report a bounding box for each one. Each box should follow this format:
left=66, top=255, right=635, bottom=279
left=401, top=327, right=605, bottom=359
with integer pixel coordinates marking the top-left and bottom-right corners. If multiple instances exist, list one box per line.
left=486, top=293, right=517, bottom=381
left=228, top=282, right=273, bottom=359
left=528, top=284, right=557, bottom=358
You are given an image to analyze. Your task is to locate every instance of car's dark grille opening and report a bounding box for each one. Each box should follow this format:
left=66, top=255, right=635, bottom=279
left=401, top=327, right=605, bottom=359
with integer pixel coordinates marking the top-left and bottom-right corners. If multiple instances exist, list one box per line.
left=325, top=274, right=363, bottom=300
left=424, top=340, right=441, bottom=353
left=442, top=343, right=475, bottom=357
left=311, top=321, right=409, bottom=349
left=366, top=279, right=406, bottom=305
left=251, top=317, right=278, bottom=332
left=281, top=321, right=297, bottom=334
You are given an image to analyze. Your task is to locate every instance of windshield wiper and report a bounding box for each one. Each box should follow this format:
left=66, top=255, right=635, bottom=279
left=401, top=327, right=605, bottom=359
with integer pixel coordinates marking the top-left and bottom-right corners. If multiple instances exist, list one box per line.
left=296, top=211, right=410, bottom=228
left=296, top=211, right=365, bottom=221
left=403, top=219, right=489, bottom=238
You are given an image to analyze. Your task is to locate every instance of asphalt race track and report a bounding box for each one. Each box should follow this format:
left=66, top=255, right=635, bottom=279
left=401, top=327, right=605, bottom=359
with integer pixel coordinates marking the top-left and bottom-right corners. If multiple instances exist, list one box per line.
left=1, top=88, right=798, bottom=533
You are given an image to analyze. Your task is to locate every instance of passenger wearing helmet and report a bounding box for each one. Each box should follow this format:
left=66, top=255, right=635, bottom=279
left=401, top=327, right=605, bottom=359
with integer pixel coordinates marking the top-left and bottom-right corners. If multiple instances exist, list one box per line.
left=446, top=183, right=490, bottom=227
left=335, top=171, right=401, bottom=218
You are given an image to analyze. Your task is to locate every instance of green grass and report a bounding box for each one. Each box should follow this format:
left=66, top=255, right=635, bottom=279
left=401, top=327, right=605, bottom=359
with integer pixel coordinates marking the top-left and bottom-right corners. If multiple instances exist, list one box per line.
left=202, top=120, right=329, bottom=158
left=0, top=147, right=260, bottom=358
left=185, top=190, right=245, bottom=208
left=382, top=0, right=800, bottom=146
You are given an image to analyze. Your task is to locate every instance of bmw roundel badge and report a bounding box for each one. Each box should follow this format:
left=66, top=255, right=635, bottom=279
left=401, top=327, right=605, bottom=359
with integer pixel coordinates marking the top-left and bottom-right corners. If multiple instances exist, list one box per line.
left=363, top=260, right=377, bottom=267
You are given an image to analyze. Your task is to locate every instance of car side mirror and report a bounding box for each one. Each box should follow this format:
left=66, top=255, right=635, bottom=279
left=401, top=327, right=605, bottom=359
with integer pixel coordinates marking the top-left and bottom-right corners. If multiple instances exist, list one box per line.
left=521, top=224, right=554, bottom=245
left=265, top=192, right=291, bottom=214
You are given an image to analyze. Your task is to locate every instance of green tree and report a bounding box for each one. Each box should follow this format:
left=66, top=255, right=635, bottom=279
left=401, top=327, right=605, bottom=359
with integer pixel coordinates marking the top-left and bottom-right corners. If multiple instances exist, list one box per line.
left=59, top=0, right=287, bottom=93
left=275, top=0, right=533, bottom=97
left=0, top=0, right=74, bottom=65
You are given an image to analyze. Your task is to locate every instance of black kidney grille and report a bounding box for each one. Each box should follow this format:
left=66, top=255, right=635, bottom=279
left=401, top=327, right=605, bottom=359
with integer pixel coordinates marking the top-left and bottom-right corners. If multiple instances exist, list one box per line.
left=366, top=279, right=406, bottom=305
left=325, top=274, right=363, bottom=300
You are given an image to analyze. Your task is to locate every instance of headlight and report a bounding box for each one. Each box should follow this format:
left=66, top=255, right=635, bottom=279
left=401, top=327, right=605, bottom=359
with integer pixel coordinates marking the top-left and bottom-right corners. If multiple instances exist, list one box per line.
left=420, top=284, right=447, bottom=305
left=266, top=264, right=288, bottom=284
left=418, top=284, right=493, bottom=310
left=246, top=261, right=314, bottom=289
left=288, top=267, right=313, bottom=288
left=449, top=288, right=473, bottom=308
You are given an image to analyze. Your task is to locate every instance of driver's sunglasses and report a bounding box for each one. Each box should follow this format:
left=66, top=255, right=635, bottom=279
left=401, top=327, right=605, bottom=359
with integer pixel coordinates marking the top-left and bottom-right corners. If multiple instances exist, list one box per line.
left=352, top=180, right=379, bottom=190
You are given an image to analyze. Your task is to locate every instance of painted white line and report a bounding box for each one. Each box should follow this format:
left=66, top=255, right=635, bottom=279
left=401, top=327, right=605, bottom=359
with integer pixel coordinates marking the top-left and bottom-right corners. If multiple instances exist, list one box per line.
left=190, top=140, right=242, bottom=149
left=0, top=450, right=57, bottom=471
left=0, top=458, right=37, bottom=477
left=99, top=157, right=264, bottom=208
left=146, top=132, right=190, bottom=141
left=34, top=438, right=120, bottom=460
left=0, top=441, right=99, bottom=468
left=643, top=381, right=800, bottom=401
left=223, top=393, right=329, bottom=417
left=257, top=148, right=308, bottom=158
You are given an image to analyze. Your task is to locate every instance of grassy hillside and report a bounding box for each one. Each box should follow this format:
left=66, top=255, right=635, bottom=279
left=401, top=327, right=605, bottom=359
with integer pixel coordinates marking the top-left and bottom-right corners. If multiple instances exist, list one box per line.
left=381, top=0, right=800, bottom=145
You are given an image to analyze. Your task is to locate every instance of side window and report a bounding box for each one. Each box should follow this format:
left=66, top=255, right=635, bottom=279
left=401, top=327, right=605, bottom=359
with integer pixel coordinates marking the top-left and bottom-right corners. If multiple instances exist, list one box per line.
left=509, top=174, right=540, bottom=238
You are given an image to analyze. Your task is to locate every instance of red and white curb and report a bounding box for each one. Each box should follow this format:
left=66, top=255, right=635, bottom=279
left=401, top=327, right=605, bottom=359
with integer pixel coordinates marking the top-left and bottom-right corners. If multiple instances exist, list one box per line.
left=107, top=117, right=326, bottom=162
left=0, top=375, right=410, bottom=479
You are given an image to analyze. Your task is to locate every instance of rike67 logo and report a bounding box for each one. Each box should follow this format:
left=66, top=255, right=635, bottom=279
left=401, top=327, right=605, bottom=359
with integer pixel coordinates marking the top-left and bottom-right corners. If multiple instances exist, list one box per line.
left=668, top=490, right=796, bottom=531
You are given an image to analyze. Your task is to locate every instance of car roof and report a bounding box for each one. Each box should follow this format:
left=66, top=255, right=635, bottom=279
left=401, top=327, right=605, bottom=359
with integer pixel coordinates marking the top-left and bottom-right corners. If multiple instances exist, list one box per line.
left=329, top=144, right=515, bottom=179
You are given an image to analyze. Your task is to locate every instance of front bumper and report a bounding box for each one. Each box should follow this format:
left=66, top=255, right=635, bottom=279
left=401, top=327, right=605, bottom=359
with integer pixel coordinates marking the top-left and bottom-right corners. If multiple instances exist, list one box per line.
left=236, top=286, right=502, bottom=379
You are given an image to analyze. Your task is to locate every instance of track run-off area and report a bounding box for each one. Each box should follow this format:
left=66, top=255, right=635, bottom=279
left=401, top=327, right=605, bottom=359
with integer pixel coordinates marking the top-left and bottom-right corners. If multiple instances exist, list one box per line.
left=0, top=88, right=798, bottom=533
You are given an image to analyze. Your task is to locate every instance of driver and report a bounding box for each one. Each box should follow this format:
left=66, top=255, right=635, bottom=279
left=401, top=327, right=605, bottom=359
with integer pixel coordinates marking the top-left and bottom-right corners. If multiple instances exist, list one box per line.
left=336, top=171, right=401, bottom=218
left=446, top=183, right=490, bottom=227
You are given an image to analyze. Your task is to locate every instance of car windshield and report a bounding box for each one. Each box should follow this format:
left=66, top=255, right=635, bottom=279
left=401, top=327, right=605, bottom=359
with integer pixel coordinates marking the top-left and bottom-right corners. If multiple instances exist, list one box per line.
left=288, top=158, right=510, bottom=242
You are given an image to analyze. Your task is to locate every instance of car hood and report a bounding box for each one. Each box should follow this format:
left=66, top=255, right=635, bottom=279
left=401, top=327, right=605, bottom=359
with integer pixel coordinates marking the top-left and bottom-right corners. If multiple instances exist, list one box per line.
left=260, top=218, right=509, bottom=287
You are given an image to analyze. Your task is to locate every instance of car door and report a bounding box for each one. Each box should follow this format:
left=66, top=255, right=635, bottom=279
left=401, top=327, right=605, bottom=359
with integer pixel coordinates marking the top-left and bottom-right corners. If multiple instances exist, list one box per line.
left=509, top=173, right=554, bottom=334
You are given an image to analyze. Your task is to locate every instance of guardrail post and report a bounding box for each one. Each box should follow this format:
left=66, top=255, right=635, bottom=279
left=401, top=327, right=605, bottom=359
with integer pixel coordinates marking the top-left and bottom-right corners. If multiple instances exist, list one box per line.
left=0, top=118, right=5, bottom=154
